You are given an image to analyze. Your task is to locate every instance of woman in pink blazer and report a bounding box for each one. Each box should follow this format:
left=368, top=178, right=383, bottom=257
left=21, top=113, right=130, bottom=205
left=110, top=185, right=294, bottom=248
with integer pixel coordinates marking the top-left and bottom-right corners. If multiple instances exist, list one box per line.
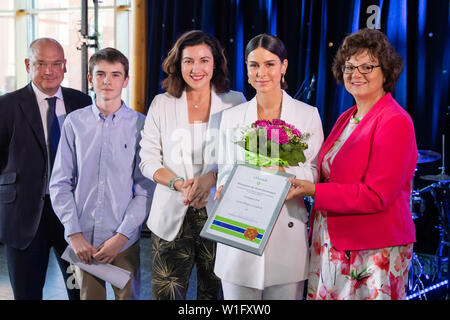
left=287, top=29, right=417, bottom=300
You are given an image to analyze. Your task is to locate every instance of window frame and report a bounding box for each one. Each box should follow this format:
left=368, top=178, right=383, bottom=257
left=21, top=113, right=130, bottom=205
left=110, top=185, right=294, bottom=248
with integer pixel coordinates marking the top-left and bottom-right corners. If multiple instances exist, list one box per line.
left=0, top=0, right=130, bottom=104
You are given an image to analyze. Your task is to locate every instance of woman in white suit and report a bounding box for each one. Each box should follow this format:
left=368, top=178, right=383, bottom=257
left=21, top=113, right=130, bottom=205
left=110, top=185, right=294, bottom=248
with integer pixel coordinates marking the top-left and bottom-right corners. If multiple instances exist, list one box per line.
left=215, top=34, right=324, bottom=300
left=139, top=30, right=245, bottom=300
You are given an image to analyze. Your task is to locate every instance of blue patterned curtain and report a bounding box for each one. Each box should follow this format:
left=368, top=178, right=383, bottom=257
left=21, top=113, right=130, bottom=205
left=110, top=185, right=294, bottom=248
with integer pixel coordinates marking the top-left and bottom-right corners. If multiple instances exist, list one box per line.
left=145, top=0, right=449, bottom=154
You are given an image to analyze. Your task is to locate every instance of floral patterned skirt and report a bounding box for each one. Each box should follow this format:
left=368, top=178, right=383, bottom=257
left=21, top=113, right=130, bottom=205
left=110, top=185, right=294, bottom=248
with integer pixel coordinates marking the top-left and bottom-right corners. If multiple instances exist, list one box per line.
left=307, top=210, right=413, bottom=300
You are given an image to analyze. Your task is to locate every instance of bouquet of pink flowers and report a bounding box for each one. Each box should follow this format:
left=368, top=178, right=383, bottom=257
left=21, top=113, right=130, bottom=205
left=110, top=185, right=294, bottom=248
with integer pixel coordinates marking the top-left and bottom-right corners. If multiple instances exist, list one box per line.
left=236, top=119, right=309, bottom=167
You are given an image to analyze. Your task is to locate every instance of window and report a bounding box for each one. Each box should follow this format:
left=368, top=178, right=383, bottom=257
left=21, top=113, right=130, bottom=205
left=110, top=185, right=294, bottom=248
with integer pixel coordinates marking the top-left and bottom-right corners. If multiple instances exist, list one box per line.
left=33, top=6, right=116, bottom=91
left=0, top=2, right=14, bottom=95
left=0, top=0, right=131, bottom=103
left=0, top=1, right=13, bottom=10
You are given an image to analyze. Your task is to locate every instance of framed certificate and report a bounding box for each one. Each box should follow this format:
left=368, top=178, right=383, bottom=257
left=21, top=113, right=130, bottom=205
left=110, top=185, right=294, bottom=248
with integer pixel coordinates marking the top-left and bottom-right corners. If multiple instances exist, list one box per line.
left=200, top=164, right=294, bottom=256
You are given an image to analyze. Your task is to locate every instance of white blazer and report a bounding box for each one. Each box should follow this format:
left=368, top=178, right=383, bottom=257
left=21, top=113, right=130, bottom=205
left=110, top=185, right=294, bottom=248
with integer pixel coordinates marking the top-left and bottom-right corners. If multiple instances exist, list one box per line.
left=214, top=90, right=324, bottom=289
left=139, top=88, right=246, bottom=241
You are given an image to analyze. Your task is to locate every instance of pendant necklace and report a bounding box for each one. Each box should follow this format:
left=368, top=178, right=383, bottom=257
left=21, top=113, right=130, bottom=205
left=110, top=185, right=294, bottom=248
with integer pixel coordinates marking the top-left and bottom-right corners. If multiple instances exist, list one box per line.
left=350, top=116, right=361, bottom=124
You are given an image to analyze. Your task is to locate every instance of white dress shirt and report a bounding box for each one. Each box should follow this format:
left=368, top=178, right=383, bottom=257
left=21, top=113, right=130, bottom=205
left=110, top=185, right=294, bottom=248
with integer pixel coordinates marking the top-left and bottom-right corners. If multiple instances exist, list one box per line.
left=31, top=82, right=66, bottom=193
left=31, top=82, right=66, bottom=142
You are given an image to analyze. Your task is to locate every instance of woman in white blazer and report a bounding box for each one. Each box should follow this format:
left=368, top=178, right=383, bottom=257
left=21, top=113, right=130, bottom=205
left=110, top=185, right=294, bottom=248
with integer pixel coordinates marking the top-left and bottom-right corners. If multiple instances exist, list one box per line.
left=215, top=34, right=324, bottom=300
left=139, top=30, right=245, bottom=300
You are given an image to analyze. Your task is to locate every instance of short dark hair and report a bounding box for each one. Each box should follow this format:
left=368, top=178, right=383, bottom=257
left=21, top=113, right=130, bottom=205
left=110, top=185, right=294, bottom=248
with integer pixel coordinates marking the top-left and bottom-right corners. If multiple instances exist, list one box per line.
left=161, top=30, right=230, bottom=98
left=88, top=47, right=129, bottom=78
left=332, top=28, right=403, bottom=93
left=245, top=33, right=288, bottom=90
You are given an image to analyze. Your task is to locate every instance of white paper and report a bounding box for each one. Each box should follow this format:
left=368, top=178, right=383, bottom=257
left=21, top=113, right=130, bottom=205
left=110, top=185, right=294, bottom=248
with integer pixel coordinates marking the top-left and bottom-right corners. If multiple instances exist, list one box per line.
left=224, top=166, right=286, bottom=225
left=62, top=247, right=131, bottom=290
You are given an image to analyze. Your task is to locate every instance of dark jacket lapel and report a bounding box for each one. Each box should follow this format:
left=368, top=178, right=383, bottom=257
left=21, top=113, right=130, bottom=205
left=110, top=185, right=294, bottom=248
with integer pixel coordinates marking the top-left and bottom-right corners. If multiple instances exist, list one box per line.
left=61, top=87, right=76, bottom=113
left=18, top=83, right=47, bottom=155
left=61, top=86, right=92, bottom=113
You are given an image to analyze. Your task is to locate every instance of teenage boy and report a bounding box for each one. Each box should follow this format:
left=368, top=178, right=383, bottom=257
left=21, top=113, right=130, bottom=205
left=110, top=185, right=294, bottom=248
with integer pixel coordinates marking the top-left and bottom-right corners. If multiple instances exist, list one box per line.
left=49, top=47, right=153, bottom=300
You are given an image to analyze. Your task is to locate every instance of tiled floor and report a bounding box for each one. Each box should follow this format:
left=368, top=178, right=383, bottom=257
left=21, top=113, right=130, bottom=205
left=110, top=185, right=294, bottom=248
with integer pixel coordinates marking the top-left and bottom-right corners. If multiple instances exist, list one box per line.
left=1, top=236, right=448, bottom=300
left=0, top=235, right=198, bottom=300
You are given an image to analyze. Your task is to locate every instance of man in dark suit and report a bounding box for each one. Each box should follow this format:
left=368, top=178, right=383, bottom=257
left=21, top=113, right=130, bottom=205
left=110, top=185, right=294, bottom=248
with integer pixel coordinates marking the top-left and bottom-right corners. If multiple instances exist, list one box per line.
left=0, top=38, right=92, bottom=300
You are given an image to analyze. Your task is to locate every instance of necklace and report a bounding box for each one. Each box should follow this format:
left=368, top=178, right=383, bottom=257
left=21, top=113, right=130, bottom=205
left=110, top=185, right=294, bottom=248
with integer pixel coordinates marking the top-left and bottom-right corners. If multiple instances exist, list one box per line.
left=187, top=91, right=210, bottom=110
left=257, top=104, right=281, bottom=120
left=350, top=108, right=366, bottom=124
left=350, top=116, right=361, bottom=124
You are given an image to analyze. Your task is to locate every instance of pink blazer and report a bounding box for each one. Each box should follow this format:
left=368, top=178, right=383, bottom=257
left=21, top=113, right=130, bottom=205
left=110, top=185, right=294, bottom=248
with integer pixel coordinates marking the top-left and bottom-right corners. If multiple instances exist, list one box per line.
left=311, top=93, right=417, bottom=251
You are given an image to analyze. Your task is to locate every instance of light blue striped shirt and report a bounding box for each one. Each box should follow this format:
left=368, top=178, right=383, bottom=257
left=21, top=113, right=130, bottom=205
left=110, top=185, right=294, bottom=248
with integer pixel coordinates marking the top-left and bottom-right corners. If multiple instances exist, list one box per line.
left=49, top=103, right=154, bottom=251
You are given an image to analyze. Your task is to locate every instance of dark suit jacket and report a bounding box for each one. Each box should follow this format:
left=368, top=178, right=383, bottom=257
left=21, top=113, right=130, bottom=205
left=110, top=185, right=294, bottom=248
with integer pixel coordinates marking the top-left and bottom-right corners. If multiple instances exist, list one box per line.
left=0, top=82, right=92, bottom=250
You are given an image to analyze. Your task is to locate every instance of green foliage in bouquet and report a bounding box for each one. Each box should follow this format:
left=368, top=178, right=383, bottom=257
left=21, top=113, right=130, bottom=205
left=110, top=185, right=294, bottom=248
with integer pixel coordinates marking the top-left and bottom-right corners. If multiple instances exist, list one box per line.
left=236, top=119, right=309, bottom=167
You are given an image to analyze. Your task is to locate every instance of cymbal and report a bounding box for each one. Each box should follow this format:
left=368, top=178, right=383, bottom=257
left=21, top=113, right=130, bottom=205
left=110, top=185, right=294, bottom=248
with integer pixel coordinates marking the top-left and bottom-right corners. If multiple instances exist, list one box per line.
left=417, top=150, right=441, bottom=164
left=419, top=173, right=450, bottom=183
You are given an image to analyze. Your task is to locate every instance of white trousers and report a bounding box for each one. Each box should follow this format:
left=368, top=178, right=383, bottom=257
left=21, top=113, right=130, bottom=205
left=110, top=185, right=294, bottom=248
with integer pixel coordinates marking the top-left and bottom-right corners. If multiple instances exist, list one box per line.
left=221, top=280, right=305, bottom=300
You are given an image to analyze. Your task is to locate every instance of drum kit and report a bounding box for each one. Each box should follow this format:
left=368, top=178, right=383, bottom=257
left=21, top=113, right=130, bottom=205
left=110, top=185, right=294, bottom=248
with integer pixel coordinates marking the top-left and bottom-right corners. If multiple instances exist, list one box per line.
left=408, top=136, right=449, bottom=299
left=411, top=149, right=449, bottom=219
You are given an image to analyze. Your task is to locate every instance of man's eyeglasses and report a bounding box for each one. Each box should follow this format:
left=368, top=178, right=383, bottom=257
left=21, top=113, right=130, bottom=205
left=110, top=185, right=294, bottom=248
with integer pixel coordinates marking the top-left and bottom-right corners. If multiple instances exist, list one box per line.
left=32, top=61, right=65, bottom=70
left=342, top=64, right=381, bottom=74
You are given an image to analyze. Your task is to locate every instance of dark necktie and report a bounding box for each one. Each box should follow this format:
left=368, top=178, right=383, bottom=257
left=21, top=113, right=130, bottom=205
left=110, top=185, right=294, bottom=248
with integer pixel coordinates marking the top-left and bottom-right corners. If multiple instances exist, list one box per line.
left=46, top=97, right=60, bottom=170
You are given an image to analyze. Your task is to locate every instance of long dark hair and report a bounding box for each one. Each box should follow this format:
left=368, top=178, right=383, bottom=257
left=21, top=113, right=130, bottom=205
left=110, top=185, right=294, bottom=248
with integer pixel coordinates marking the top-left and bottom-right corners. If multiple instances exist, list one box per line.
left=245, top=33, right=288, bottom=89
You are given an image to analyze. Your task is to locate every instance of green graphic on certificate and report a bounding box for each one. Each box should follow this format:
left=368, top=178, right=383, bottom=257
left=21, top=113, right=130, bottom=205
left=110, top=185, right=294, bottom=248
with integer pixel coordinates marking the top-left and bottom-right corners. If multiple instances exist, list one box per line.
left=210, top=215, right=265, bottom=244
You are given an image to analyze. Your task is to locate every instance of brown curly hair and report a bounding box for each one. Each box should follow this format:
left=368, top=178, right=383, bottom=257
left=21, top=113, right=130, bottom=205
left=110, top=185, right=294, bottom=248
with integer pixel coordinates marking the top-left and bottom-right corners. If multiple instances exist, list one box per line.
left=332, top=28, right=403, bottom=93
left=161, top=30, right=230, bottom=98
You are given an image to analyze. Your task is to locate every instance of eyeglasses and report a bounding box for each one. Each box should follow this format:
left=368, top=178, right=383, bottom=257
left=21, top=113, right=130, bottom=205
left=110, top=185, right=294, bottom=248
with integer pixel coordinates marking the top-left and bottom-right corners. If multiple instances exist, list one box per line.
left=32, top=61, right=65, bottom=70
left=342, top=64, right=381, bottom=74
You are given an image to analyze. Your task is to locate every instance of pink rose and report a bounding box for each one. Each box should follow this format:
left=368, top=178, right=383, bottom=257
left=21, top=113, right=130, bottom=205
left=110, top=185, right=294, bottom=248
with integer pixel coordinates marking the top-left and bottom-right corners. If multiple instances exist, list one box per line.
left=292, top=128, right=302, bottom=136
left=254, top=120, right=270, bottom=128
left=267, top=127, right=290, bottom=144
left=271, top=119, right=286, bottom=126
